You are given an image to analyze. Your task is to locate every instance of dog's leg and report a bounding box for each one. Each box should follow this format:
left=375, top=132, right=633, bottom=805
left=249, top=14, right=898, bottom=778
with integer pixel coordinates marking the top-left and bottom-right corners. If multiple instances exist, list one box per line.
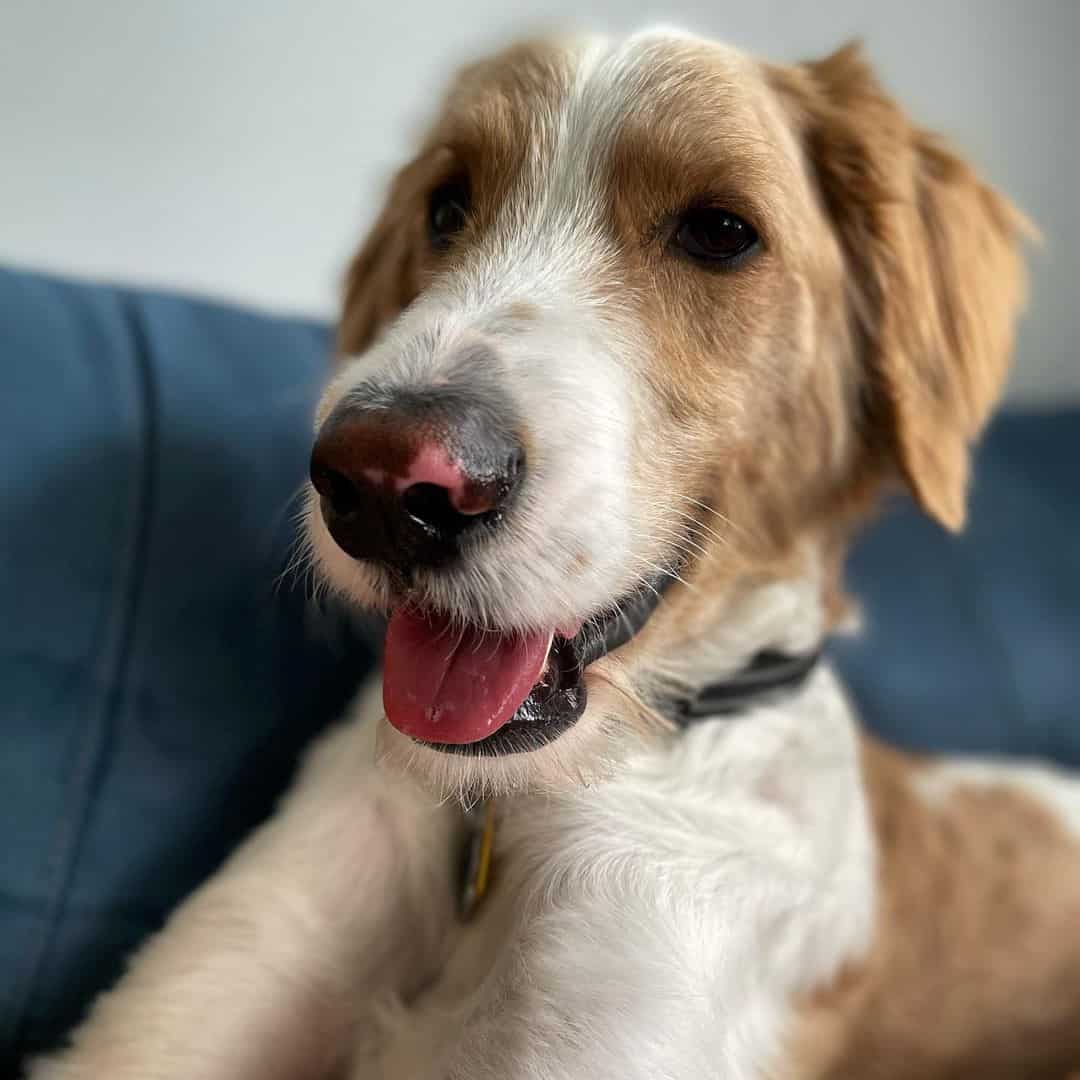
left=28, top=682, right=458, bottom=1080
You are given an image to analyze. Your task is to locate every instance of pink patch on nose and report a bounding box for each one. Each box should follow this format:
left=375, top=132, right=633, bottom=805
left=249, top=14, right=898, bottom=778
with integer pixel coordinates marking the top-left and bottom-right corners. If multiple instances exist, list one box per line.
left=396, top=443, right=464, bottom=494
left=392, top=442, right=496, bottom=517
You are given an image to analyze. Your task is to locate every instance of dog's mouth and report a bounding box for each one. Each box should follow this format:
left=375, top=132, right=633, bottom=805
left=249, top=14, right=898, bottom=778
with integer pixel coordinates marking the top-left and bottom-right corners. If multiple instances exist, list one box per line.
left=381, top=571, right=675, bottom=756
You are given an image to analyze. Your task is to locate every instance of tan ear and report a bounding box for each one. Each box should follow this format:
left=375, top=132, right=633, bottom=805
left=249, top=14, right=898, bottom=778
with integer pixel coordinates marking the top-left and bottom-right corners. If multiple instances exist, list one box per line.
left=336, top=155, right=435, bottom=358
left=778, top=44, right=1031, bottom=530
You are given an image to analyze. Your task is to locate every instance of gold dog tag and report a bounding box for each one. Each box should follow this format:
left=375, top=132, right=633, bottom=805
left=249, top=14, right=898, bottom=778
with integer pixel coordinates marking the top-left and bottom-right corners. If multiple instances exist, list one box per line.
left=458, top=801, right=496, bottom=920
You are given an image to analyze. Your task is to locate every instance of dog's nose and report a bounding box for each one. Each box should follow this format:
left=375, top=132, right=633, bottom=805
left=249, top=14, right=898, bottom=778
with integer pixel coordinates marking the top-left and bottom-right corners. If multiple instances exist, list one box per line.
left=309, top=399, right=525, bottom=569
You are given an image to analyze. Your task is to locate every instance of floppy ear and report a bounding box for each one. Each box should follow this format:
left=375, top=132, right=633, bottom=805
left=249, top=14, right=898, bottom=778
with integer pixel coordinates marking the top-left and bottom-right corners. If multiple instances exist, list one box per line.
left=336, top=156, right=434, bottom=358
left=777, top=44, right=1031, bottom=530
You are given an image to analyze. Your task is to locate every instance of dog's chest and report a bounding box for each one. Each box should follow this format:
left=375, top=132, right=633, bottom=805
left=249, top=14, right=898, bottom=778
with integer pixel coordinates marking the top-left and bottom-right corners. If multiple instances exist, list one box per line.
left=365, top=672, right=877, bottom=1079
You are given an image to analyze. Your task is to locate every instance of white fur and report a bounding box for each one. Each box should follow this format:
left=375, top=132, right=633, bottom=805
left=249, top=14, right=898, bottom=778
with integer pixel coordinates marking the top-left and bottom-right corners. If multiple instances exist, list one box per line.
left=310, top=276, right=642, bottom=636
left=370, top=665, right=875, bottom=1080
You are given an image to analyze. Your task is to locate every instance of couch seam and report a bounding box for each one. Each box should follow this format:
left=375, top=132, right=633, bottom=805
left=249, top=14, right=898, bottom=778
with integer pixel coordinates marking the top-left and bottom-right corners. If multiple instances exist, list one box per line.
left=11, top=293, right=160, bottom=1060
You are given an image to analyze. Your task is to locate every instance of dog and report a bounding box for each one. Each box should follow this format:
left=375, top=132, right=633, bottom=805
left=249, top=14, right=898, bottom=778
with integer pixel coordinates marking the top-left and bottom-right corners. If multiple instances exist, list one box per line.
left=33, top=27, right=1080, bottom=1080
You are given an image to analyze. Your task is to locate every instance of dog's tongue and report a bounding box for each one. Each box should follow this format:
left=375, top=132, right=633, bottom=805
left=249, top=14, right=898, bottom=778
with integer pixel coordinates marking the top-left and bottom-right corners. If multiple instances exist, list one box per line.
left=383, top=608, right=551, bottom=744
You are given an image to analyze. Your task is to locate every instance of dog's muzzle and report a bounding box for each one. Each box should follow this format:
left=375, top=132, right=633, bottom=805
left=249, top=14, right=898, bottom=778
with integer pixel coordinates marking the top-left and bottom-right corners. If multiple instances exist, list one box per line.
left=310, top=362, right=679, bottom=757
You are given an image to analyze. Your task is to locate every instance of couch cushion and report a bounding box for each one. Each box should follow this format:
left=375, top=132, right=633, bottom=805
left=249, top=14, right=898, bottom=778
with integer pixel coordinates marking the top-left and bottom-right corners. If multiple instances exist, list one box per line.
left=834, top=409, right=1079, bottom=765
left=0, top=266, right=375, bottom=1066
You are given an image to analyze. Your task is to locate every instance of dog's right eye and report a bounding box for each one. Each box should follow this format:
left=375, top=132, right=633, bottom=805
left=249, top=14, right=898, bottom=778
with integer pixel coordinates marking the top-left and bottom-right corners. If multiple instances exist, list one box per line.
left=428, top=180, right=470, bottom=249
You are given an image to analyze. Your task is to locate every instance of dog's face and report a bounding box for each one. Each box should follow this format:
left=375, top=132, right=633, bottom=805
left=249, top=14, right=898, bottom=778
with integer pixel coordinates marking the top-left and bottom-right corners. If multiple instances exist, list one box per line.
left=306, top=31, right=1025, bottom=794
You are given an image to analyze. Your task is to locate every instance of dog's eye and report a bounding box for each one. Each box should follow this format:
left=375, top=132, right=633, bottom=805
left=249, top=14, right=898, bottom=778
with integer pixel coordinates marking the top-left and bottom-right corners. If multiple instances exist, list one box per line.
left=672, top=208, right=759, bottom=266
left=428, top=180, right=470, bottom=249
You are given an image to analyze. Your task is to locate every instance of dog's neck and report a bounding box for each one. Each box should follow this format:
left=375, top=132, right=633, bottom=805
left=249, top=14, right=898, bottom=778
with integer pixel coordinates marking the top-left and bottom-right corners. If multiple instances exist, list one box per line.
left=636, top=546, right=831, bottom=704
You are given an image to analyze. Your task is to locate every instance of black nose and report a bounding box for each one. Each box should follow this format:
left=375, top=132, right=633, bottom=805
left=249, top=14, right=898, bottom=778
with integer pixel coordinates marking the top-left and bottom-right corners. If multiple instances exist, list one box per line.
left=309, top=395, right=525, bottom=571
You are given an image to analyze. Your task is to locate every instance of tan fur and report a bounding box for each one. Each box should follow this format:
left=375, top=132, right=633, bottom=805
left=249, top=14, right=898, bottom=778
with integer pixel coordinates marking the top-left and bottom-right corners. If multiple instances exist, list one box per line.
left=337, top=151, right=442, bottom=357
left=787, top=737, right=1080, bottom=1080
left=601, top=42, right=861, bottom=583
left=770, top=45, right=1032, bottom=531
left=337, top=41, right=575, bottom=358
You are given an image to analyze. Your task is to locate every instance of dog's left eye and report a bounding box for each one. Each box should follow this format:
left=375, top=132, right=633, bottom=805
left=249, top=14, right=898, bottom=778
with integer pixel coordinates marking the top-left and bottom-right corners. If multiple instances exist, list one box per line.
left=428, top=180, right=470, bottom=249
left=672, top=208, right=759, bottom=266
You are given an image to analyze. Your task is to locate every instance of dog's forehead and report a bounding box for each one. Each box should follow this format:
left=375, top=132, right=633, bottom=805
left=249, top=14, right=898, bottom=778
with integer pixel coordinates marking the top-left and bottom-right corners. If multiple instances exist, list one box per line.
left=430, top=32, right=811, bottom=273
left=439, top=31, right=781, bottom=166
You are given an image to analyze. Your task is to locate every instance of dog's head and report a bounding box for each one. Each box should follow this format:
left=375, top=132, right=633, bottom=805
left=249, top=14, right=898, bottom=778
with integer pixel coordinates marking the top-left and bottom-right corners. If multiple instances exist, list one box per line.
left=306, top=31, right=1028, bottom=795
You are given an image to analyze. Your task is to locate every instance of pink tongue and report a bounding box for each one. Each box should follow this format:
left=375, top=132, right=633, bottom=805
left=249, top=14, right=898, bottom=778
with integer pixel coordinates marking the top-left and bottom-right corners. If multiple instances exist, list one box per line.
left=383, top=608, right=552, bottom=744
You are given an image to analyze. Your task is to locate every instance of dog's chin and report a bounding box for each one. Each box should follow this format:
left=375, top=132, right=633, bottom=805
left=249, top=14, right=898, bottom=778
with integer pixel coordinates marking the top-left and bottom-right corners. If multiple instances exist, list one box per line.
left=373, top=665, right=655, bottom=799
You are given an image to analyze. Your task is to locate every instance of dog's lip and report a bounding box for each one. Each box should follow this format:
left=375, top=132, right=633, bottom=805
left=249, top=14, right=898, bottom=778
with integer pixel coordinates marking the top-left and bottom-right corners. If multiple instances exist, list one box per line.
left=410, top=568, right=678, bottom=756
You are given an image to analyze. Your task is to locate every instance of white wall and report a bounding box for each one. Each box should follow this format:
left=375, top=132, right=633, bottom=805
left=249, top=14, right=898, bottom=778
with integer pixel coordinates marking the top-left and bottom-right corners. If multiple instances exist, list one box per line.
left=1, top=0, right=1076, bottom=403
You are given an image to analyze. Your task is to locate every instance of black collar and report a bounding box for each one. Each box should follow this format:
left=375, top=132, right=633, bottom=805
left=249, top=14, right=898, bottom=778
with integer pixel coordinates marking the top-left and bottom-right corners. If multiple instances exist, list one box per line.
left=662, top=647, right=824, bottom=727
